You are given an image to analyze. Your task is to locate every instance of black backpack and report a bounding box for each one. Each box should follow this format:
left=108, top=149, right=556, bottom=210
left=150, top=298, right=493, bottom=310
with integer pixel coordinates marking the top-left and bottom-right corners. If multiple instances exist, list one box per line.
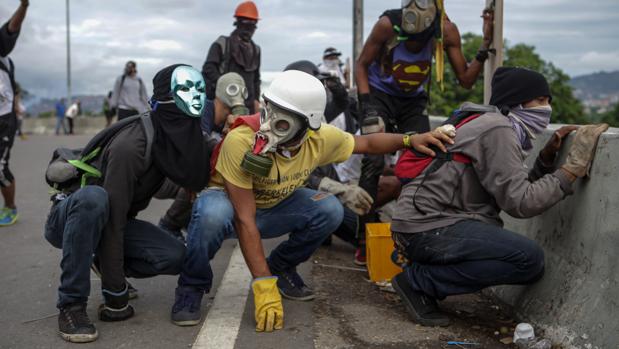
left=45, top=113, right=154, bottom=193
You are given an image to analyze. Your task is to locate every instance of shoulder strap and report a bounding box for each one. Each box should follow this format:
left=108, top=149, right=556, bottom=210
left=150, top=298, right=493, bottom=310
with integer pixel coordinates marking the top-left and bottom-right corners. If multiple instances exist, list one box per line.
left=0, top=58, right=16, bottom=89
left=140, top=113, right=154, bottom=167
left=119, top=74, right=127, bottom=92
left=216, top=36, right=229, bottom=75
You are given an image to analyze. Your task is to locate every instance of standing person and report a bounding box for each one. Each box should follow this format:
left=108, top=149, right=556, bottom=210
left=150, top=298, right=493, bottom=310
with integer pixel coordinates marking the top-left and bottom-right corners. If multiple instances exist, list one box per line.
left=102, top=91, right=114, bottom=127
left=170, top=70, right=454, bottom=331
left=111, top=60, right=149, bottom=121
left=0, top=0, right=28, bottom=227
left=202, top=1, right=261, bottom=114
left=354, top=0, right=494, bottom=263
left=44, top=64, right=211, bottom=343
left=317, top=47, right=348, bottom=86
left=54, top=98, right=68, bottom=135
left=65, top=99, right=80, bottom=135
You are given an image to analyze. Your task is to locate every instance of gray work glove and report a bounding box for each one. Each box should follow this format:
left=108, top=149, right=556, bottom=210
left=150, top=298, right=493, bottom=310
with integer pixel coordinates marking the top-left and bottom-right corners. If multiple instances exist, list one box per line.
left=561, top=123, right=609, bottom=178
left=318, top=177, right=374, bottom=216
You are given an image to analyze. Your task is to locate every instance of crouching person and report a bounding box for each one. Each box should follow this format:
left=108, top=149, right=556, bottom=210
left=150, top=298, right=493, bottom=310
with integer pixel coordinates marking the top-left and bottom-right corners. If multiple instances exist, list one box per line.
left=171, top=70, right=454, bottom=331
left=390, top=67, right=608, bottom=327
left=44, top=64, right=211, bottom=342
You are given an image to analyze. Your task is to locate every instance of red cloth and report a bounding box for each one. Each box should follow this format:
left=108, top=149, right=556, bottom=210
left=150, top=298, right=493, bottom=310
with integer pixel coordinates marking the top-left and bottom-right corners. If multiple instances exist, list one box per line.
left=210, top=113, right=261, bottom=176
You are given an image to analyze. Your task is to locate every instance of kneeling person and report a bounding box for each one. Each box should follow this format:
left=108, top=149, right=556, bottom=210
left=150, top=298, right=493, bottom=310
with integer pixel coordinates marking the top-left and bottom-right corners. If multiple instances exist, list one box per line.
left=172, top=70, right=454, bottom=331
left=44, top=64, right=211, bottom=343
left=390, top=67, right=608, bottom=327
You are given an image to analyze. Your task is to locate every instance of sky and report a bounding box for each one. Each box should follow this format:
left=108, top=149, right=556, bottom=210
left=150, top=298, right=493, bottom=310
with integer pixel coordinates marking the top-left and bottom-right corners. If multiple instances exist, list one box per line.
left=2, top=0, right=619, bottom=99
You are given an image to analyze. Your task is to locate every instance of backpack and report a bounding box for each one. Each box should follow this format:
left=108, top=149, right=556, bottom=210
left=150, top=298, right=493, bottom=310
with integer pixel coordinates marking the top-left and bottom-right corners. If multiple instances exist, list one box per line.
left=214, top=36, right=261, bottom=75
left=394, top=103, right=497, bottom=213
left=45, top=113, right=154, bottom=193
left=210, top=112, right=260, bottom=175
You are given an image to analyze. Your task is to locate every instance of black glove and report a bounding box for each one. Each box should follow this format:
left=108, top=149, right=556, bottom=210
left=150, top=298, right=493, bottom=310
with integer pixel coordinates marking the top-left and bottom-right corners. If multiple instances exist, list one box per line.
left=325, top=78, right=347, bottom=100
left=98, top=284, right=135, bottom=322
left=358, top=93, right=384, bottom=134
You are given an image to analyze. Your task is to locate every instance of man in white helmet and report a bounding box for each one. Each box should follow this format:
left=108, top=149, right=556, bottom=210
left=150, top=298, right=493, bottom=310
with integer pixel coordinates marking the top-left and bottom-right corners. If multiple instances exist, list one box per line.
left=171, top=70, right=454, bottom=331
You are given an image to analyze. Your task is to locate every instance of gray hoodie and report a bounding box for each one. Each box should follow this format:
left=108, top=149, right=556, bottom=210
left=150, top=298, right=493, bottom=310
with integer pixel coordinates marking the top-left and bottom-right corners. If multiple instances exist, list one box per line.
left=391, top=108, right=573, bottom=234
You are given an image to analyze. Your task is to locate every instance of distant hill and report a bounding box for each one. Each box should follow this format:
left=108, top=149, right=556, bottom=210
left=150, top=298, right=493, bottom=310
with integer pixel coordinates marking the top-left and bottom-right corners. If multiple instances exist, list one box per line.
left=570, top=71, right=619, bottom=100
left=24, top=95, right=105, bottom=117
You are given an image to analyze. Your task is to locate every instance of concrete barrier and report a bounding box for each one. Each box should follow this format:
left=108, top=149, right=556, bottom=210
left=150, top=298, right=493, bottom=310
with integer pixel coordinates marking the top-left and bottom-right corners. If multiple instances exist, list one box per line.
left=23, top=116, right=108, bottom=135
left=491, top=124, right=619, bottom=349
left=428, top=117, right=618, bottom=348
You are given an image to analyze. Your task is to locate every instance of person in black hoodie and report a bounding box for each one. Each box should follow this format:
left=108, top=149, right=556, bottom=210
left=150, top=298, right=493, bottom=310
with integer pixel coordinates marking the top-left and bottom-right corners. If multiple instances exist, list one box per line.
left=44, top=64, right=211, bottom=343
left=202, top=1, right=261, bottom=113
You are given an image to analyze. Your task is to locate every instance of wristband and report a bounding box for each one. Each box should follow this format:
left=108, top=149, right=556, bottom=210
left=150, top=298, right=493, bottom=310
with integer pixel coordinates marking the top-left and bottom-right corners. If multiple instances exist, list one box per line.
left=402, top=134, right=412, bottom=148
left=358, top=93, right=371, bottom=105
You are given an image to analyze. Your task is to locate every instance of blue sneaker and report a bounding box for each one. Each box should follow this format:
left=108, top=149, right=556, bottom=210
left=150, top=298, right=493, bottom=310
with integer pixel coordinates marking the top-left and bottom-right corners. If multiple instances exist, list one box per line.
left=171, top=286, right=204, bottom=326
left=0, top=207, right=18, bottom=226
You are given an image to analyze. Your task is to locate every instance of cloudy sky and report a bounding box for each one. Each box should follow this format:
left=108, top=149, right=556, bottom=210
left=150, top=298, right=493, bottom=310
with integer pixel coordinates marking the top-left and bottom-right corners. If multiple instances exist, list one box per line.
left=2, top=0, right=618, bottom=98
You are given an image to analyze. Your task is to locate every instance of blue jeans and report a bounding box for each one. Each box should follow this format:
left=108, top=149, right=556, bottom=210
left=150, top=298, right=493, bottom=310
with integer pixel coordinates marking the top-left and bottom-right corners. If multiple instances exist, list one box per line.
left=55, top=116, right=68, bottom=135
left=45, top=186, right=186, bottom=308
left=178, top=188, right=344, bottom=291
left=393, top=220, right=545, bottom=300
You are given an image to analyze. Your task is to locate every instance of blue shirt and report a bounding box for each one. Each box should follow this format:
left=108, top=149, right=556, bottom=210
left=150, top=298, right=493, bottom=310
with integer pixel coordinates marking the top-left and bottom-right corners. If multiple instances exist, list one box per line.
left=55, top=101, right=66, bottom=117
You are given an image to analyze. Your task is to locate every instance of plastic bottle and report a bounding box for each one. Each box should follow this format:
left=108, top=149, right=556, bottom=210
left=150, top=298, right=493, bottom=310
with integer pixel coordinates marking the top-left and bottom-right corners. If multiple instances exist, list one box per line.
left=513, top=323, right=535, bottom=348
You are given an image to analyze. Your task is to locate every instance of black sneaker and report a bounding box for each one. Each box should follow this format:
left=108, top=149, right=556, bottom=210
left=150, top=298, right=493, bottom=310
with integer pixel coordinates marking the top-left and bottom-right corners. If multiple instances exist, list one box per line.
left=391, top=272, right=450, bottom=327
left=171, top=286, right=203, bottom=326
left=58, top=303, right=98, bottom=343
left=271, top=267, right=315, bottom=301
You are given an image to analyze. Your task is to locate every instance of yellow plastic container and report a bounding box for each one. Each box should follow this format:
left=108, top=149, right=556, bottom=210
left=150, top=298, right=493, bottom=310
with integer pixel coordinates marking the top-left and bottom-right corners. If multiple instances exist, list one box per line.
left=366, top=223, right=402, bottom=282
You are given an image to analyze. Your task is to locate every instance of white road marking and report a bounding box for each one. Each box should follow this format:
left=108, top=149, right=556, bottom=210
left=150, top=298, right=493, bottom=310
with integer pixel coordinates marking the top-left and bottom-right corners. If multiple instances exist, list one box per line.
left=193, top=244, right=252, bottom=349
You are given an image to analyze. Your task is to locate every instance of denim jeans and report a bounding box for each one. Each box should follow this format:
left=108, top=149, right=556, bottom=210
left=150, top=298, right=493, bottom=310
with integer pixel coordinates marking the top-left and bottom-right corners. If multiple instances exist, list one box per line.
left=45, top=186, right=186, bottom=308
left=394, top=220, right=545, bottom=300
left=178, top=188, right=344, bottom=291
left=54, top=116, right=67, bottom=135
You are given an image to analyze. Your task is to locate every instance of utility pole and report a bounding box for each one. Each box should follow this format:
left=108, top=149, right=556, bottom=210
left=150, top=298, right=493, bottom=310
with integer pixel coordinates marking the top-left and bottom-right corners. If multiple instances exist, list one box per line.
left=483, top=0, right=503, bottom=104
left=66, top=0, right=72, bottom=104
left=352, top=0, right=363, bottom=89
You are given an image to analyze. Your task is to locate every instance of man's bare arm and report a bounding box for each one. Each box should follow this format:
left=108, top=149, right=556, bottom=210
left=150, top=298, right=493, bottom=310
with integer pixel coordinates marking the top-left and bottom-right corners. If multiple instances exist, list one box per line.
left=8, top=1, right=29, bottom=34
left=355, top=16, right=393, bottom=95
left=224, top=180, right=271, bottom=278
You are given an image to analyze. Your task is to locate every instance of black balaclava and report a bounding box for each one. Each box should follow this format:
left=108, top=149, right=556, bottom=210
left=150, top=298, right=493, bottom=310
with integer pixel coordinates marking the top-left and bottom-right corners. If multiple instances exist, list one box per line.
left=150, top=64, right=210, bottom=192
left=230, top=17, right=259, bottom=71
left=489, top=67, right=552, bottom=115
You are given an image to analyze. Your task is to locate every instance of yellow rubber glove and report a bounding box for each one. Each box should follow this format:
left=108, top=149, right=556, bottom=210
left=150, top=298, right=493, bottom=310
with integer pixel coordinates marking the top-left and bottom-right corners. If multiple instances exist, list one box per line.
left=252, top=277, right=284, bottom=332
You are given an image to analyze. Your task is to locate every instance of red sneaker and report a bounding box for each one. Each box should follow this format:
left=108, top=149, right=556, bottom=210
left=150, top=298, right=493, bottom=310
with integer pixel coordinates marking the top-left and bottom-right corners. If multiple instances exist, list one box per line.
left=354, top=246, right=367, bottom=266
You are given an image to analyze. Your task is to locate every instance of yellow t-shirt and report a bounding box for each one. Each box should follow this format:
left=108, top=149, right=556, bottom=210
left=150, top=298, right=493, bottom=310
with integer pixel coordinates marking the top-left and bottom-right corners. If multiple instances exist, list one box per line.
left=210, top=123, right=355, bottom=208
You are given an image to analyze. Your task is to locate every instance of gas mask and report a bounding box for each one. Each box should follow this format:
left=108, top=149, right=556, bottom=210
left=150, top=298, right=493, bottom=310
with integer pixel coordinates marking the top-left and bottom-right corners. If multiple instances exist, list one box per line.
left=241, top=102, right=308, bottom=176
left=170, top=66, right=206, bottom=117
left=215, top=72, right=250, bottom=116
left=401, top=0, right=437, bottom=35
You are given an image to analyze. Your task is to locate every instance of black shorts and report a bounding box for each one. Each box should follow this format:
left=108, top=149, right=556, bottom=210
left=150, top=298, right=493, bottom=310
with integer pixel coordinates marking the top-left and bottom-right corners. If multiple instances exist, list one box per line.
left=0, top=114, right=16, bottom=187
left=369, top=86, right=430, bottom=134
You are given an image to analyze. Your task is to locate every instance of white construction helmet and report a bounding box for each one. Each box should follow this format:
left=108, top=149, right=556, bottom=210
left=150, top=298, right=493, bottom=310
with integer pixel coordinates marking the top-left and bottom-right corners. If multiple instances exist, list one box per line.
left=262, top=70, right=325, bottom=130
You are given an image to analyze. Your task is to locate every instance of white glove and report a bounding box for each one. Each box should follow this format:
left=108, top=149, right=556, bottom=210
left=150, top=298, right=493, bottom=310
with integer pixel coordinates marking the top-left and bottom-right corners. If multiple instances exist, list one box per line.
left=433, top=124, right=457, bottom=138
left=318, top=177, right=374, bottom=216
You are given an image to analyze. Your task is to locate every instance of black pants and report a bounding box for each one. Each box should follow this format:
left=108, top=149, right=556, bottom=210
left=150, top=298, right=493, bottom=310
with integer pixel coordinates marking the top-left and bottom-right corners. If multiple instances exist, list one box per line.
left=118, top=108, right=139, bottom=121
left=393, top=220, right=545, bottom=300
left=67, top=117, right=74, bottom=134
left=0, top=115, right=16, bottom=187
left=357, top=88, right=430, bottom=241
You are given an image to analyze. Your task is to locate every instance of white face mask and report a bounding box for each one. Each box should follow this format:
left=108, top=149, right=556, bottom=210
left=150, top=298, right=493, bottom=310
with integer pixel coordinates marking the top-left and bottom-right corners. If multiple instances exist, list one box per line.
left=323, top=58, right=340, bottom=69
left=255, top=103, right=307, bottom=154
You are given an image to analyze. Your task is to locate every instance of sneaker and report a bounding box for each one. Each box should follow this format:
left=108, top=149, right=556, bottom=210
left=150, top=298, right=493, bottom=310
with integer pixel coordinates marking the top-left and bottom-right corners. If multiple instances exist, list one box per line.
left=391, top=272, right=450, bottom=327
left=354, top=246, right=366, bottom=266
left=0, top=207, right=18, bottom=226
left=58, top=303, right=98, bottom=343
left=171, top=286, right=204, bottom=326
left=90, top=261, right=139, bottom=299
left=270, top=267, right=315, bottom=301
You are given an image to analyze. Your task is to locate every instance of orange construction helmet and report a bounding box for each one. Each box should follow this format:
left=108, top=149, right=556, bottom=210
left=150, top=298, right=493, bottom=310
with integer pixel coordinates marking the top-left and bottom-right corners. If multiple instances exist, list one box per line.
left=234, top=1, right=259, bottom=20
